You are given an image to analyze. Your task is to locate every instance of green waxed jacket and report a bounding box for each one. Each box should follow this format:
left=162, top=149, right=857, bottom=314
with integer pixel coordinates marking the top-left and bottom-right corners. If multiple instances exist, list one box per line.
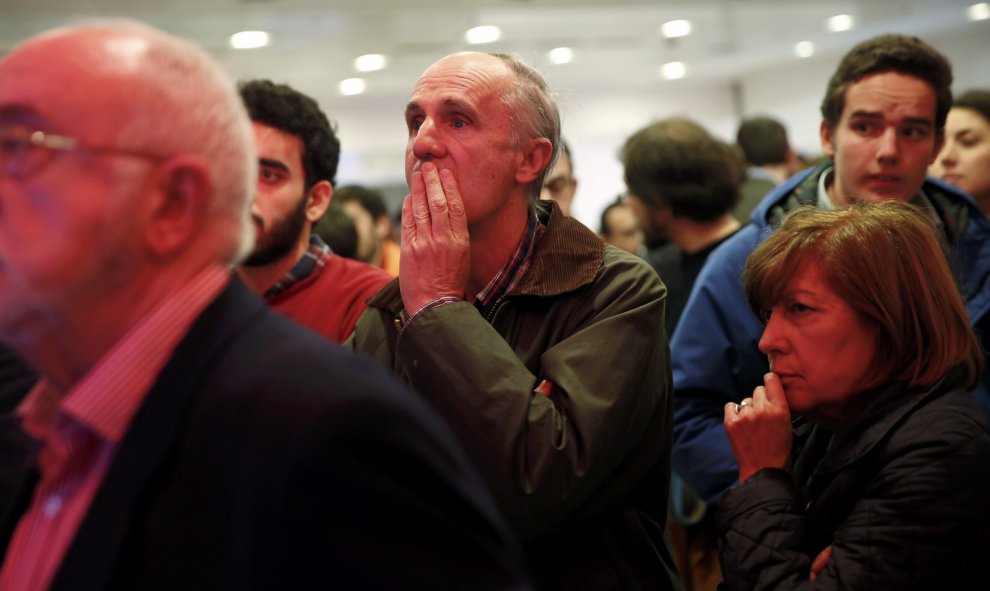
left=349, top=202, right=682, bottom=590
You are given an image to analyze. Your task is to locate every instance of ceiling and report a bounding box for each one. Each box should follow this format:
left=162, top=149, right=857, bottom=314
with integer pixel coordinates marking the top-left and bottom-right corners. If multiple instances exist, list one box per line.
left=1, top=0, right=987, bottom=221
left=1, top=0, right=984, bottom=109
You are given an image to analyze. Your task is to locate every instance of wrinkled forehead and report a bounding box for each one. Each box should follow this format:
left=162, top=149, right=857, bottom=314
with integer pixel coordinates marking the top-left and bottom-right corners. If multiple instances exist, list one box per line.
left=0, top=28, right=149, bottom=134
left=409, top=52, right=513, bottom=106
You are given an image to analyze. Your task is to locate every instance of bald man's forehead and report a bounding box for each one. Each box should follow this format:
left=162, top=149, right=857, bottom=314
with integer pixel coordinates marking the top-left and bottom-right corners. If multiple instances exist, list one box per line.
left=0, top=30, right=150, bottom=138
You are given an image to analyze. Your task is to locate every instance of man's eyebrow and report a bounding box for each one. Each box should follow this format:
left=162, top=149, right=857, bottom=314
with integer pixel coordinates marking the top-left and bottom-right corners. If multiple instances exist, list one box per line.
left=848, top=110, right=884, bottom=120
left=258, top=158, right=290, bottom=172
left=0, top=104, right=47, bottom=128
left=404, top=97, right=476, bottom=119
left=849, top=109, right=934, bottom=127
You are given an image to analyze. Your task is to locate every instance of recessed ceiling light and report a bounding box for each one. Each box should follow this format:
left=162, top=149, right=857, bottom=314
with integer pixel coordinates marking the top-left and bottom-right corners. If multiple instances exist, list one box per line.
left=968, top=2, right=990, bottom=20
left=548, top=47, right=574, bottom=65
left=661, top=19, right=692, bottom=39
left=354, top=54, right=387, bottom=72
left=660, top=61, right=687, bottom=80
left=465, top=25, right=501, bottom=44
left=339, top=78, right=366, bottom=96
left=794, top=41, right=815, bottom=58
left=826, top=14, right=854, bottom=32
left=229, top=31, right=270, bottom=50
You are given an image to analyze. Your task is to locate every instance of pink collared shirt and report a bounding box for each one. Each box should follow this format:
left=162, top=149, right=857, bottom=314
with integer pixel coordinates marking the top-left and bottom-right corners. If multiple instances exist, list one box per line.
left=0, top=265, right=230, bottom=591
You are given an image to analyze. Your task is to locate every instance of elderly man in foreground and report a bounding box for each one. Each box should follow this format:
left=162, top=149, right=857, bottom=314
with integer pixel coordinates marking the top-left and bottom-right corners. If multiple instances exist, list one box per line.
left=0, top=20, right=529, bottom=591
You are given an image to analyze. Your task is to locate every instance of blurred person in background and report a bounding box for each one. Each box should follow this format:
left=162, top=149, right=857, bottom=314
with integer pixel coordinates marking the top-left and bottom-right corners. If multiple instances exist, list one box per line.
left=930, top=89, right=990, bottom=215
left=733, top=115, right=802, bottom=224
left=598, top=197, right=645, bottom=255
left=539, top=138, right=578, bottom=216
left=337, top=184, right=401, bottom=276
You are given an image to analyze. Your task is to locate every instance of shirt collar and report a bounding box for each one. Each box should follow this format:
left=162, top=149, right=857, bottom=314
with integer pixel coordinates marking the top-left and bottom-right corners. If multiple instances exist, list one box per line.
left=17, top=265, right=230, bottom=444
left=264, top=234, right=331, bottom=297
left=817, top=165, right=941, bottom=226
left=474, top=206, right=543, bottom=317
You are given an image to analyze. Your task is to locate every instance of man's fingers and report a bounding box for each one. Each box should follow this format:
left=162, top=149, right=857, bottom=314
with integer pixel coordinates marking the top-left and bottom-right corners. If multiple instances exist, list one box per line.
left=409, top=168, right=431, bottom=235
left=401, top=192, right=415, bottom=244
left=439, top=167, right=468, bottom=239
left=763, top=372, right=789, bottom=411
left=420, top=162, right=452, bottom=236
left=809, top=545, right=833, bottom=581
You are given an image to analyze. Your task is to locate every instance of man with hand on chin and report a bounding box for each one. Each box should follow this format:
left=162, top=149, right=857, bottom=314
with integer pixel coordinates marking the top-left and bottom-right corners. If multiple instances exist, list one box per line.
left=349, top=52, right=682, bottom=590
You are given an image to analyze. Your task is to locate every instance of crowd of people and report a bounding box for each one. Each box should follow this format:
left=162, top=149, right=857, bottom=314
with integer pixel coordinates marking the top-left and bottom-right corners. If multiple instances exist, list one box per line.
left=0, top=16, right=987, bottom=591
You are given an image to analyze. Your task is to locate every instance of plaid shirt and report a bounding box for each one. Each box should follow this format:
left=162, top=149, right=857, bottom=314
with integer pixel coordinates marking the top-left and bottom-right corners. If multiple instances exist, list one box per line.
left=474, top=206, right=544, bottom=320
left=264, top=235, right=331, bottom=298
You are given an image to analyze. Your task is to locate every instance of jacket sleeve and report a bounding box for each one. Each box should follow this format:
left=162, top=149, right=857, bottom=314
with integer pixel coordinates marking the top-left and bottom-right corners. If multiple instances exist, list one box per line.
left=716, top=404, right=990, bottom=591
left=393, top=251, right=670, bottom=536
left=669, top=225, right=769, bottom=503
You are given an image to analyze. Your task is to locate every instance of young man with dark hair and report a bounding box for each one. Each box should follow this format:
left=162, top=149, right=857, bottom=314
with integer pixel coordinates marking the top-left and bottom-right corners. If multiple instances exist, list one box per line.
left=236, top=80, right=390, bottom=342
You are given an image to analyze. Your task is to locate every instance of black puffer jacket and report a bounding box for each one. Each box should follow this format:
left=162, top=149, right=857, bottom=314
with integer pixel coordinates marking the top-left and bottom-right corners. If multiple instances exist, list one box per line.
left=716, top=377, right=990, bottom=590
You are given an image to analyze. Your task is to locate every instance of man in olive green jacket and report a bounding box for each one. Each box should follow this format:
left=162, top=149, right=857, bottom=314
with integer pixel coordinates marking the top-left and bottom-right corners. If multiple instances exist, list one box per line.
left=349, top=51, right=681, bottom=590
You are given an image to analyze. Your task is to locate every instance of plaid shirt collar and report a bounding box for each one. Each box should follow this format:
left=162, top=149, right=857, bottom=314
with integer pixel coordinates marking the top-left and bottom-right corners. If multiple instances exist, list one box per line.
left=264, top=234, right=331, bottom=298
left=474, top=206, right=544, bottom=318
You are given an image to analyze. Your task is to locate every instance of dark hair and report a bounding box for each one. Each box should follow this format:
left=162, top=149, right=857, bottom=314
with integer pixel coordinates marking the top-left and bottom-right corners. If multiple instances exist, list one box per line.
left=335, top=184, right=388, bottom=221
left=736, top=116, right=789, bottom=166
left=820, top=34, right=953, bottom=136
left=599, top=197, right=626, bottom=236
left=314, top=205, right=359, bottom=259
left=620, top=117, right=739, bottom=223
left=954, top=89, right=990, bottom=124
left=557, top=138, right=574, bottom=173
left=238, top=79, right=341, bottom=189
left=744, top=201, right=982, bottom=391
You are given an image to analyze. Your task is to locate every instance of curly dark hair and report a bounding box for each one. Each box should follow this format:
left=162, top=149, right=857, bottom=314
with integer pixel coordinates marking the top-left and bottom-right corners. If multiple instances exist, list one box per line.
left=238, top=79, right=341, bottom=189
left=620, top=117, right=739, bottom=223
left=820, top=34, right=953, bottom=136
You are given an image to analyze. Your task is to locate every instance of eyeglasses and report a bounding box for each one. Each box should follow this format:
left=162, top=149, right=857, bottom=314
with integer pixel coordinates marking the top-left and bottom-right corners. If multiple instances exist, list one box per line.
left=0, top=127, right=163, bottom=180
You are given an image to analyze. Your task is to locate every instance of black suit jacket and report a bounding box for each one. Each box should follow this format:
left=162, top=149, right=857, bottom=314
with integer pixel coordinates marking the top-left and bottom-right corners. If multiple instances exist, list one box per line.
left=0, top=279, right=529, bottom=590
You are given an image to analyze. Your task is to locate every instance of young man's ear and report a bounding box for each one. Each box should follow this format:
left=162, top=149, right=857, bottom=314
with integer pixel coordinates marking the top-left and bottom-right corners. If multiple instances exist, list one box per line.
left=306, top=180, right=333, bottom=223
left=819, top=120, right=836, bottom=158
left=144, top=155, right=212, bottom=258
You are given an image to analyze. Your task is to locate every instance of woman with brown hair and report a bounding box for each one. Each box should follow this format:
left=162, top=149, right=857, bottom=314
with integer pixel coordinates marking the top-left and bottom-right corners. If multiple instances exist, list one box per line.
left=716, top=200, right=990, bottom=590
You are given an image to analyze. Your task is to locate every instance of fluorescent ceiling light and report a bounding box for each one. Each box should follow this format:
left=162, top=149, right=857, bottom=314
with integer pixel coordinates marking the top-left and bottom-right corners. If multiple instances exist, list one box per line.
left=465, top=25, right=501, bottom=44
left=968, top=3, right=990, bottom=20
left=548, top=47, right=574, bottom=65
left=826, top=14, right=854, bottom=32
left=661, top=19, right=692, bottom=39
left=660, top=61, right=686, bottom=80
left=794, top=41, right=815, bottom=58
left=339, top=78, right=367, bottom=96
left=229, top=30, right=270, bottom=49
left=354, top=54, right=387, bottom=72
